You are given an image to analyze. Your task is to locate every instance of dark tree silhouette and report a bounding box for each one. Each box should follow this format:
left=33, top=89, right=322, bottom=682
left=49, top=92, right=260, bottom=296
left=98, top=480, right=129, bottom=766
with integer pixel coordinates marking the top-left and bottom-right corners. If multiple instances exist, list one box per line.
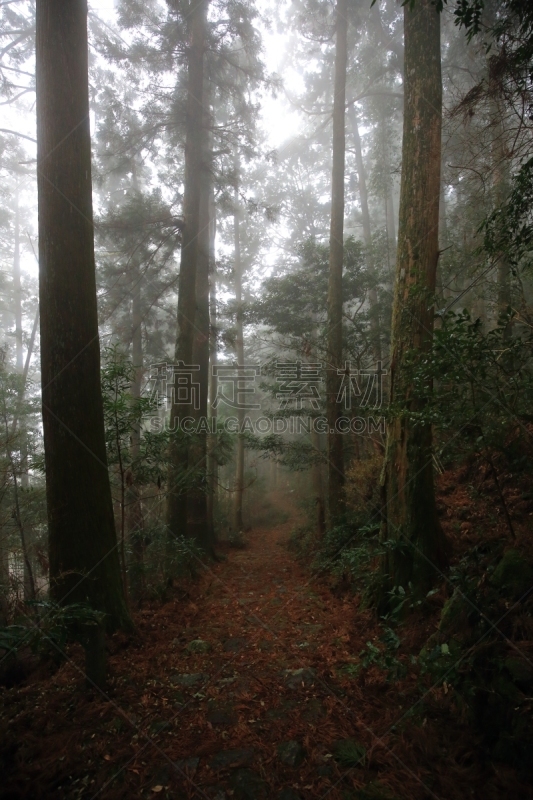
left=36, top=0, right=130, bottom=630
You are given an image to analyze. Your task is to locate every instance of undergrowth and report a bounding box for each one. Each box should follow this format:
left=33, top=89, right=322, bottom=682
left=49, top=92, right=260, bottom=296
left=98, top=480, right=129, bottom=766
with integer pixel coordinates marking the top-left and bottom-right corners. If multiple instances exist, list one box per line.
left=0, top=601, right=105, bottom=667
left=128, top=524, right=207, bottom=601
left=289, top=449, right=533, bottom=780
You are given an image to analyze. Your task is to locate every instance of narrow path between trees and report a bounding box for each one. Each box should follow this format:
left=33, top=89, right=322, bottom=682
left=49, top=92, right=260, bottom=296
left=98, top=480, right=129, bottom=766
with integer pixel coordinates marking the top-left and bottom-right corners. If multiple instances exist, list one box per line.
left=1, top=510, right=527, bottom=799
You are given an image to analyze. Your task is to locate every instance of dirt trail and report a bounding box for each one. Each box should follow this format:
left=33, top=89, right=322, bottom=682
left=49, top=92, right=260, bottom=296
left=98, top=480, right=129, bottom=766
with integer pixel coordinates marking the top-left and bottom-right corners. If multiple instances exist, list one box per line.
left=1, top=515, right=529, bottom=799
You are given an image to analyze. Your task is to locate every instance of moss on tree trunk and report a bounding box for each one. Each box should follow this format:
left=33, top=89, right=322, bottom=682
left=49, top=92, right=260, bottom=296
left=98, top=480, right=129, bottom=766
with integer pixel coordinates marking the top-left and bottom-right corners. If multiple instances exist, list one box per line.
left=380, top=0, right=449, bottom=601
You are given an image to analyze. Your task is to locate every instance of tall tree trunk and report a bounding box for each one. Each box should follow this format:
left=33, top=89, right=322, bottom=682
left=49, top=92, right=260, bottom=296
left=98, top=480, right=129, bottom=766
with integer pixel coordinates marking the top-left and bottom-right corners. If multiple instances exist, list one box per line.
left=206, top=186, right=218, bottom=535
left=11, top=309, right=39, bottom=441
left=326, top=0, right=348, bottom=524
left=13, top=180, right=23, bottom=375
left=380, top=0, right=448, bottom=600
left=270, top=458, right=277, bottom=491
left=8, top=330, right=39, bottom=605
left=436, top=169, right=449, bottom=303
left=311, top=427, right=326, bottom=536
left=36, top=0, right=130, bottom=630
left=12, top=180, right=33, bottom=598
left=10, top=457, right=35, bottom=602
left=439, top=173, right=449, bottom=255
left=386, top=189, right=396, bottom=270
left=232, top=166, right=245, bottom=533
left=0, top=538, right=9, bottom=625
left=309, top=326, right=326, bottom=535
left=379, top=104, right=397, bottom=277
left=489, top=56, right=512, bottom=334
left=349, top=108, right=382, bottom=363
left=127, top=267, right=144, bottom=600
left=166, top=0, right=208, bottom=543
left=188, top=128, right=213, bottom=552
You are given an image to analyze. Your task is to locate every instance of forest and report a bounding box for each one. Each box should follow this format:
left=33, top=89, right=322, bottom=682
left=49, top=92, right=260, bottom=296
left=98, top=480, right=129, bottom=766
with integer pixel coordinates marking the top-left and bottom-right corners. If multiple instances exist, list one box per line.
left=0, top=0, right=533, bottom=797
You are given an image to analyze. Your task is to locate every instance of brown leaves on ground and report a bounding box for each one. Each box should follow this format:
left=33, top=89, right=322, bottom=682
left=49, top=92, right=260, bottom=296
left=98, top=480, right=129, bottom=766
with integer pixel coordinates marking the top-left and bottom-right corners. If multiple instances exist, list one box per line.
left=1, top=481, right=532, bottom=800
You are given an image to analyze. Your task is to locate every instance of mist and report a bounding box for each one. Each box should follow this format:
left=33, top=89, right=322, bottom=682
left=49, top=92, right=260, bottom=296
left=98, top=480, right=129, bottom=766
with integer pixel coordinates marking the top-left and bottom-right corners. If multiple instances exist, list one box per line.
left=1, top=1, right=533, bottom=797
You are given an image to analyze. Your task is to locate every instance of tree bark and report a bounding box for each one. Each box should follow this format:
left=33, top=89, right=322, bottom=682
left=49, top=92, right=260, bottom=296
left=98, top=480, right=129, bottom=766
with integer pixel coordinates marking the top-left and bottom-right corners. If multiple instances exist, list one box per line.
left=380, top=106, right=397, bottom=276
left=166, top=0, right=208, bottom=542
left=188, top=127, right=213, bottom=552
left=326, top=0, right=348, bottom=524
left=36, top=0, right=130, bottom=630
left=0, top=541, right=9, bottom=625
left=380, top=0, right=448, bottom=599
left=436, top=168, right=449, bottom=304
left=232, top=165, right=245, bottom=533
left=348, top=107, right=382, bottom=363
left=386, top=189, right=396, bottom=270
left=206, top=185, right=218, bottom=536
left=127, top=265, right=144, bottom=600
left=311, top=427, right=326, bottom=536
left=12, top=180, right=33, bottom=598
left=270, top=458, right=277, bottom=491
left=13, top=180, right=23, bottom=375
left=489, top=56, right=512, bottom=334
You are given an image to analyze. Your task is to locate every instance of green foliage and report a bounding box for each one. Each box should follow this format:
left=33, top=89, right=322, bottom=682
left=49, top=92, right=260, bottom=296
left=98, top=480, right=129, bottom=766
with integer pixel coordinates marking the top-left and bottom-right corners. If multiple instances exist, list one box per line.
left=340, top=626, right=407, bottom=682
left=95, top=189, right=180, bottom=363
left=312, top=521, right=383, bottom=587
left=0, top=602, right=105, bottom=663
left=226, top=529, right=246, bottom=548
left=332, top=738, right=366, bottom=769
left=288, top=522, right=318, bottom=557
left=101, top=347, right=218, bottom=599
left=416, top=541, right=533, bottom=775
left=102, top=346, right=216, bottom=491
left=0, top=362, right=46, bottom=612
left=378, top=578, right=441, bottom=622
left=129, top=523, right=205, bottom=595
left=397, top=311, right=533, bottom=466
left=249, top=237, right=367, bottom=337
left=491, top=548, right=533, bottom=598
left=288, top=511, right=391, bottom=602
left=253, top=432, right=324, bottom=472
left=448, top=0, right=533, bottom=80
left=354, top=783, right=398, bottom=800
left=483, top=156, right=533, bottom=273
left=124, top=522, right=207, bottom=601
left=101, top=346, right=154, bottom=473
left=248, top=236, right=389, bottom=392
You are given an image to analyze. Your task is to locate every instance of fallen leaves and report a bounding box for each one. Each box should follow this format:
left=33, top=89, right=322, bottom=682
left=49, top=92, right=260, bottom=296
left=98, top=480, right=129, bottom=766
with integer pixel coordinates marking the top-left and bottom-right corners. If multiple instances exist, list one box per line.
left=1, top=505, right=530, bottom=800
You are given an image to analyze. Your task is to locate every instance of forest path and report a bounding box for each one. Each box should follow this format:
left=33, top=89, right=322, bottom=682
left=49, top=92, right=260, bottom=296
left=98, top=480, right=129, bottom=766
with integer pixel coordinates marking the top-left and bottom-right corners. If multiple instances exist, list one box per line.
left=96, top=512, right=422, bottom=800
left=2, top=510, right=498, bottom=800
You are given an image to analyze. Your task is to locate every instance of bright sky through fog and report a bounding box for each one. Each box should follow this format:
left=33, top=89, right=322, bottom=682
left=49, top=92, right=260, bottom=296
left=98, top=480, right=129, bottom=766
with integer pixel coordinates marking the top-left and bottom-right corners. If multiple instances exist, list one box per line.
left=87, top=0, right=304, bottom=286
left=9, top=1, right=306, bottom=290
left=88, top=0, right=303, bottom=149
left=255, top=0, right=304, bottom=148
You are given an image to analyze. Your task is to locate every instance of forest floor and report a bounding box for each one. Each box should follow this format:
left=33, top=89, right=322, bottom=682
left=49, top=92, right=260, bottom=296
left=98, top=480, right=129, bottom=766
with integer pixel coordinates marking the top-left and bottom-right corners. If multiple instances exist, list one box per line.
left=1, top=487, right=532, bottom=800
